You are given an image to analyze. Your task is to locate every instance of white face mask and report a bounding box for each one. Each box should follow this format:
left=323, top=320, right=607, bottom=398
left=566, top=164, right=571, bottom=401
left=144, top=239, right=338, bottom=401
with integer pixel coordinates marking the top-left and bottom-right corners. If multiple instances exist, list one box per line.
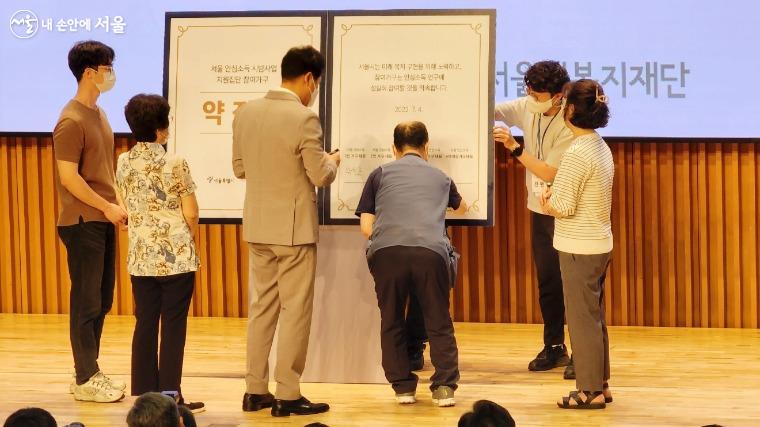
left=307, top=76, right=318, bottom=108
left=526, top=95, right=554, bottom=114
left=94, top=69, right=116, bottom=93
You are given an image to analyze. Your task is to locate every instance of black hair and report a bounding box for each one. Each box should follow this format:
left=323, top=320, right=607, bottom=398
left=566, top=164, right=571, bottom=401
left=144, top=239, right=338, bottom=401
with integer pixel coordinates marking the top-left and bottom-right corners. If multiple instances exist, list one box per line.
left=393, top=121, right=429, bottom=150
left=458, top=400, right=515, bottom=427
left=3, top=407, right=57, bottom=427
left=281, top=46, right=325, bottom=80
left=524, top=60, right=570, bottom=95
left=564, top=79, right=610, bottom=129
left=126, top=393, right=179, bottom=427
left=67, top=40, right=115, bottom=82
left=124, top=94, right=171, bottom=142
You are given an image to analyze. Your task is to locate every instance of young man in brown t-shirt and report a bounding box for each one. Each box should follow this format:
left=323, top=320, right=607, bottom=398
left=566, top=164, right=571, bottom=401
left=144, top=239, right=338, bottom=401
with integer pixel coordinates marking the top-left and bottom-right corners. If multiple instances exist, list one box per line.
left=54, top=40, right=127, bottom=403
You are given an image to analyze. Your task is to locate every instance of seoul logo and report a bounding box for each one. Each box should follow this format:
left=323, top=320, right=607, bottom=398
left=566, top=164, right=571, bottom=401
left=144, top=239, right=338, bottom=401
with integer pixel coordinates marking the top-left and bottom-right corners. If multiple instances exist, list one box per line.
left=9, top=10, right=39, bottom=39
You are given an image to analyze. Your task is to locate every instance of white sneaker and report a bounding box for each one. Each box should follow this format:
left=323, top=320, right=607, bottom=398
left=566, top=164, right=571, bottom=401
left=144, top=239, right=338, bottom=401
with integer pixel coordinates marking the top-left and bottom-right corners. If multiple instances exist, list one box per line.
left=96, top=371, right=127, bottom=391
left=70, top=372, right=126, bottom=393
left=431, top=386, right=455, bottom=407
left=73, top=372, right=125, bottom=403
left=395, top=392, right=416, bottom=404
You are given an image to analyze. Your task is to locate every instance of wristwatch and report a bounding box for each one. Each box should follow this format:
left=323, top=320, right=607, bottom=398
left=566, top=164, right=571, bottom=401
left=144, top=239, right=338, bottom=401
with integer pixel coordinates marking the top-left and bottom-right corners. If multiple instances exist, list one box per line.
left=510, top=144, right=524, bottom=158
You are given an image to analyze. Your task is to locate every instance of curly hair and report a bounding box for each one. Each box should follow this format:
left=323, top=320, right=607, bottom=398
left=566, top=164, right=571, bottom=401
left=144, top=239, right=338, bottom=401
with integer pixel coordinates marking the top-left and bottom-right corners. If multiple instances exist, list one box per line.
left=524, top=60, right=570, bottom=95
left=124, top=94, right=170, bottom=142
left=564, top=79, right=610, bottom=129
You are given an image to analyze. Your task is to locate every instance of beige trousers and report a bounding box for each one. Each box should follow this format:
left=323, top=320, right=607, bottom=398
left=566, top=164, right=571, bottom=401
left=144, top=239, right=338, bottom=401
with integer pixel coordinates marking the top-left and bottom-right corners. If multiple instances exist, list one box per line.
left=245, top=242, right=316, bottom=400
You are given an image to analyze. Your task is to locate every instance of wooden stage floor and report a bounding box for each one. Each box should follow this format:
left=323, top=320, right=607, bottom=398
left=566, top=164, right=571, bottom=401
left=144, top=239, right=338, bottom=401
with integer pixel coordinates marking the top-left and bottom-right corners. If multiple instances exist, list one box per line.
left=0, top=314, right=759, bottom=426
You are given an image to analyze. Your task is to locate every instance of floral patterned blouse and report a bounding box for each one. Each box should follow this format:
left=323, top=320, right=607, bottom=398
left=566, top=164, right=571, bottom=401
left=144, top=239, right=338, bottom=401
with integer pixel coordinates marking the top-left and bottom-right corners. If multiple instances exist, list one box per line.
left=116, top=142, right=199, bottom=276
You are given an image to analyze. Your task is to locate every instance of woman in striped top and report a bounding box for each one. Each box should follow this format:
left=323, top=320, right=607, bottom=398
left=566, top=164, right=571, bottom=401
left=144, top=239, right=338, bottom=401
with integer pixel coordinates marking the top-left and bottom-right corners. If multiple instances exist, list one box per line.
left=541, top=79, right=614, bottom=410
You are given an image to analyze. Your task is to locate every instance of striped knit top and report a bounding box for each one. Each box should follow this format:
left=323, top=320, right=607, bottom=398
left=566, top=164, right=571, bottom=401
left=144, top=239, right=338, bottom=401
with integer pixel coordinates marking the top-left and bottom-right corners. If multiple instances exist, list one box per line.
left=548, top=132, right=614, bottom=255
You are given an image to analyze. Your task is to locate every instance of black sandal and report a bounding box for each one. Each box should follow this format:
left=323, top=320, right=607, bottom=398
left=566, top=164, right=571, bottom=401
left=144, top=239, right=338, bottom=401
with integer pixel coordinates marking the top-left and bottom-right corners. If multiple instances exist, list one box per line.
left=557, top=390, right=606, bottom=409
left=603, top=382, right=613, bottom=403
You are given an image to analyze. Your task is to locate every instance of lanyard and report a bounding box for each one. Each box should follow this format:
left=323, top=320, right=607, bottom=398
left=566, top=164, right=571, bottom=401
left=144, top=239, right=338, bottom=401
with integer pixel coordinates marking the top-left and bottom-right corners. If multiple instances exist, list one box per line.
left=534, top=113, right=558, bottom=161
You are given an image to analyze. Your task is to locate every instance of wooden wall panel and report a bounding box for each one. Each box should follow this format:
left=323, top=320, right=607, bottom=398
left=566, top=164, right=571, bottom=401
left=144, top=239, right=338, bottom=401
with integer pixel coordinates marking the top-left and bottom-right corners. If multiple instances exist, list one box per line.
left=0, top=135, right=758, bottom=328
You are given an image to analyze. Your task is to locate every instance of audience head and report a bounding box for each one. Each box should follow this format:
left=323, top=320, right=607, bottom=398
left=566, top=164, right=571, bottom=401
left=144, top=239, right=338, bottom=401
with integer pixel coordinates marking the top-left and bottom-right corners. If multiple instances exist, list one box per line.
left=563, top=79, right=610, bottom=130
left=126, top=392, right=182, bottom=427
left=124, top=94, right=171, bottom=144
left=458, top=400, right=515, bottom=427
left=3, top=407, right=57, bottom=427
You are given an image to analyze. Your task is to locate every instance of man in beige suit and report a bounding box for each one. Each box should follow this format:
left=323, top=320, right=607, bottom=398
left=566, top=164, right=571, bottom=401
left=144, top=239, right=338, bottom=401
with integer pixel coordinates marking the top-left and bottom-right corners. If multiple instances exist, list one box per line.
left=232, top=46, right=340, bottom=418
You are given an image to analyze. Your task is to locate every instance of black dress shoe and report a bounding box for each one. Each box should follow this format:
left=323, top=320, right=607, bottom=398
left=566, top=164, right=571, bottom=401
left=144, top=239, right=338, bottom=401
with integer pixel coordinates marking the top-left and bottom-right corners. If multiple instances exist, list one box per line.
left=178, top=398, right=206, bottom=414
left=271, top=396, right=329, bottom=417
left=243, top=392, right=274, bottom=412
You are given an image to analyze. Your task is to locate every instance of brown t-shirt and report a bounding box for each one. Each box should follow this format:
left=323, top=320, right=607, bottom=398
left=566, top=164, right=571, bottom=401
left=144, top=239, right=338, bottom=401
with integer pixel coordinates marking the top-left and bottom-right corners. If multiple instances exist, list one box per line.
left=53, top=99, right=117, bottom=226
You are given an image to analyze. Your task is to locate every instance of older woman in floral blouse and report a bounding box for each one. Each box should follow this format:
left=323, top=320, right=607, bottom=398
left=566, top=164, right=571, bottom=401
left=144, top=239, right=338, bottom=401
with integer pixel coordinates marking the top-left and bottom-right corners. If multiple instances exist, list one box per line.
left=116, top=94, right=203, bottom=413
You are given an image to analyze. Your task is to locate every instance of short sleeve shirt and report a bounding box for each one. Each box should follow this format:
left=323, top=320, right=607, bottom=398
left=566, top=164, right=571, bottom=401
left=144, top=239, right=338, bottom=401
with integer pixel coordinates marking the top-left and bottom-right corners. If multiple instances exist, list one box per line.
left=353, top=153, right=462, bottom=261
left=495, top=96, right=575, bottom=213
left=53, top=100, right=117, bottom=226
left=116, top=142, right=199, bottom=276
left=355, top=154, right=462, bottom=215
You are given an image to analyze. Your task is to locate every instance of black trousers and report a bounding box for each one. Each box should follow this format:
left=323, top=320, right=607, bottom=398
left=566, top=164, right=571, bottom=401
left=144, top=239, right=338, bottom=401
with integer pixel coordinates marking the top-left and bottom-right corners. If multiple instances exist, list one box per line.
left=369, top=246, right=459, bottom=394
left=57, top=219, right=116, bottom=384
left=130, top=272, right=195, bottom=396
left=531, top=212, right=566, bottom=347
left=406, top=293, right=427, bottom=357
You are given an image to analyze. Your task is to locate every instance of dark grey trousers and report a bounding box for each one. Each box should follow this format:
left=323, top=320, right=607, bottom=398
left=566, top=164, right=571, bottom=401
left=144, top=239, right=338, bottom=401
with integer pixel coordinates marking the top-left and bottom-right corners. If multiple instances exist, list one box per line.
left=559, top=251, right=612, bottom=391
left=368, top=246, right=459, bottom=394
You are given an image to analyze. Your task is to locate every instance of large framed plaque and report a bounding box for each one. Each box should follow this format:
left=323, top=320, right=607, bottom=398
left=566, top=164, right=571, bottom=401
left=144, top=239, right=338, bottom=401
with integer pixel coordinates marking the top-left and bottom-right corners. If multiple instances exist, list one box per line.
left=325, top=10, right=495, bottom=225
left=164, top=12, right=326, bottom=221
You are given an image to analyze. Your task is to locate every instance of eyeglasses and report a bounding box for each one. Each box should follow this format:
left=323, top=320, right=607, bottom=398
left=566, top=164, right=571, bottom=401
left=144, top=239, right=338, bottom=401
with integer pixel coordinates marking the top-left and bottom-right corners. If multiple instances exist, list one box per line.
left=89, top=65, right=114, bottom=74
